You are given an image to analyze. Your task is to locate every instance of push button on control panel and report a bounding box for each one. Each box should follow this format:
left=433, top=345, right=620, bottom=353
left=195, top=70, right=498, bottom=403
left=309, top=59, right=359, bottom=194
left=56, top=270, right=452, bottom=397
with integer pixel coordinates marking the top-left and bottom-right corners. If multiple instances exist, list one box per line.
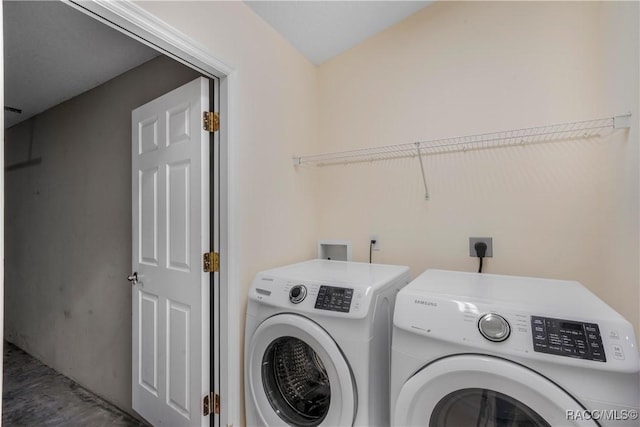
left=612, top=344, right=625, bottom=360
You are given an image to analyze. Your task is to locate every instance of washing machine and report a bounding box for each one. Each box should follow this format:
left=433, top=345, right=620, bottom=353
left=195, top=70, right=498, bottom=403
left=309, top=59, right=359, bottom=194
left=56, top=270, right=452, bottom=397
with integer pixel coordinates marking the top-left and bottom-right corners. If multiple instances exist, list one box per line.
left=391, top=269, right=640, bottom=427
left=245, top=259, right=411, bottom=427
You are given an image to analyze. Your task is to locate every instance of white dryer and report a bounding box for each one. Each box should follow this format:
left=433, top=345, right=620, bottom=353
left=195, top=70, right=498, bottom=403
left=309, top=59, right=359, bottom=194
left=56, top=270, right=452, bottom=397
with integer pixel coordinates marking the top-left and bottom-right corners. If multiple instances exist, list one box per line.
left=245, top=259, right=410, bottom=427
left=391, top=269, right=640, bottom=427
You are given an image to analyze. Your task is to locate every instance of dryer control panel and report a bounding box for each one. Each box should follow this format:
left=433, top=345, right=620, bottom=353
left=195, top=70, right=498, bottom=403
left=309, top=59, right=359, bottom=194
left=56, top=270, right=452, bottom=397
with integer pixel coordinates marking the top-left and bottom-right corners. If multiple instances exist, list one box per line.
left=394, top=269, right=639, bottom=372
left=531, top=316, right=605, bottom=362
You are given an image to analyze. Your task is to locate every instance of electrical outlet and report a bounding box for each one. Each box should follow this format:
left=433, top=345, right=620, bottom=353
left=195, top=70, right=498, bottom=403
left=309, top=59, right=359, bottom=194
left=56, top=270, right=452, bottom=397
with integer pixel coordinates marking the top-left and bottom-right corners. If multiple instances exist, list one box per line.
left=370, top=235, right=380, bottom=251
left=469, top=237, right=493, bottom=257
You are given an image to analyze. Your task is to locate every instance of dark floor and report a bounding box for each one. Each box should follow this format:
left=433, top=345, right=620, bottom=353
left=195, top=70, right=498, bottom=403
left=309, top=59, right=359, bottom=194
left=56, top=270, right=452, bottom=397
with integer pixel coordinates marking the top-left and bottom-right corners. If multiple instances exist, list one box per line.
left=2, top=341, right=146, bottom=427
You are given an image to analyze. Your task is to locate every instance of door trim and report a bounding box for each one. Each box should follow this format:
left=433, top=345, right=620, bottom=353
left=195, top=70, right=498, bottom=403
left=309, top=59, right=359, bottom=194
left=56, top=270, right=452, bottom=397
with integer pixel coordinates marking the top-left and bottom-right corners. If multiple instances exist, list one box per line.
left=0, top=0, right=5, bottom=410
left=62, top=1, right=239, bottom=425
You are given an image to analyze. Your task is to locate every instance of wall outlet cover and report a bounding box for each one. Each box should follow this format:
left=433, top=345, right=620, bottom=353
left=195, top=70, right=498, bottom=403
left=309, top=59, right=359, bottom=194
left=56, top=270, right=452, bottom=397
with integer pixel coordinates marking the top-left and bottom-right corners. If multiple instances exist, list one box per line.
left=469, top=237, right=493, bottom=257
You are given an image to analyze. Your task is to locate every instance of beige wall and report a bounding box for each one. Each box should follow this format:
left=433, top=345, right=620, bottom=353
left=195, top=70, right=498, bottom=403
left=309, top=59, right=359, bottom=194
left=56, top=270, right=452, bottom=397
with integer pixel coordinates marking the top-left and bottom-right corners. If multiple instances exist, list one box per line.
left=315, top=0, right=639, bottom=336
left=4, top=56, right=200, bottom=415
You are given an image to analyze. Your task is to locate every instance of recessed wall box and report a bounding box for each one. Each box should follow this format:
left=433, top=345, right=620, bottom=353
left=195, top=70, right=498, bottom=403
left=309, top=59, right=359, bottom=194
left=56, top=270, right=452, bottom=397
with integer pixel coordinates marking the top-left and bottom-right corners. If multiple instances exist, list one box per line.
left=317, top=240, right=352, bottom=261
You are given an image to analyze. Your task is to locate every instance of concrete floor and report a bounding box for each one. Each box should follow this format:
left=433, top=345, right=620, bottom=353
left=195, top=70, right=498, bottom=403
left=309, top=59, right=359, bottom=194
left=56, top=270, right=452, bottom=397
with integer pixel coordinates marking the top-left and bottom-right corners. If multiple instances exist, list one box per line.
left=2, top=341, right=146, bottom=427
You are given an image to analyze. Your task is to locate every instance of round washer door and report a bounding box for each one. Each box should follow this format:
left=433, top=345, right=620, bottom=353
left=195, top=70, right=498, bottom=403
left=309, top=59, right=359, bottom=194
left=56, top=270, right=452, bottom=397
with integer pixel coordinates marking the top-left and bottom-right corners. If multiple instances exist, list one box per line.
left=247, top=314, right=356, bottom=427
left=394, top=355, right=598, bottom=427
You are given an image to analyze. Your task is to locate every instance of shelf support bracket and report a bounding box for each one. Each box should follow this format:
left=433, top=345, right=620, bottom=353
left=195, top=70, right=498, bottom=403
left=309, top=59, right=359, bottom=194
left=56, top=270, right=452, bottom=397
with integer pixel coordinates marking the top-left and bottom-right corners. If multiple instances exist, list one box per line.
left=613, top=114, right=632, bottom=129
left=415, top=142, right=429, bottom=200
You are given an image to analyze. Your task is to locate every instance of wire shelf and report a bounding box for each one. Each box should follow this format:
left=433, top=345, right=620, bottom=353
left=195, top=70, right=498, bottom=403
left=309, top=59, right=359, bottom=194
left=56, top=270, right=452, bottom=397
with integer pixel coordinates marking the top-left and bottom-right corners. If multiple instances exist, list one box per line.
left=293, top=115, right=630, bottom=167
left=292, top=114, right=631, bottom=200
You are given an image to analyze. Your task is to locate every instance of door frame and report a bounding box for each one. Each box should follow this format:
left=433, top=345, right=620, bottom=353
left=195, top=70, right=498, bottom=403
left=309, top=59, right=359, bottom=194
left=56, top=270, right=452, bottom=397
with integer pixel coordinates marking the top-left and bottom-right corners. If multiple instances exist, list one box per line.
left=61, top=1, right=239, bottom=425
left=0, top=0, right=4, bottom=414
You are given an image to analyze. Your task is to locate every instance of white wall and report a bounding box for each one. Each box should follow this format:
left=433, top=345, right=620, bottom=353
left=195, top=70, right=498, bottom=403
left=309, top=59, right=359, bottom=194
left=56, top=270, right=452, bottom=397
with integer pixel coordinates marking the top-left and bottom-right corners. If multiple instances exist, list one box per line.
left=4, top=55, right=200, bottom=415
left=315, top=1, right=639, bottom=336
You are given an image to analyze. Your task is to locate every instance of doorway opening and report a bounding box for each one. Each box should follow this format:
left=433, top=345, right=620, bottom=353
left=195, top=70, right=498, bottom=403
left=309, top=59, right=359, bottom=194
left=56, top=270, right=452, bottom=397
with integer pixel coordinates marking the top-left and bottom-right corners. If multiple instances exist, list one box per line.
left=3, top=0, right=234, bottom=425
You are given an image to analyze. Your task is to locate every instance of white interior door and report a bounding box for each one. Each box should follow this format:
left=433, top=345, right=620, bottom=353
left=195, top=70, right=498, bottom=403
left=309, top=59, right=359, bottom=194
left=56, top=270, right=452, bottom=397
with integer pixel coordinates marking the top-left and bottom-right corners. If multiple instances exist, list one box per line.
left=131, top=77, right=211, bottom=426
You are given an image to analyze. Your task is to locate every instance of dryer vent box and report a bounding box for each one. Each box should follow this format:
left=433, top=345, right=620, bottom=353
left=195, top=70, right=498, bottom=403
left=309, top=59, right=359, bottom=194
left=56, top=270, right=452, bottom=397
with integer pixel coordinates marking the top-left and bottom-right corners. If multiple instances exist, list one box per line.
left=317, top=240, right=352, bottom=261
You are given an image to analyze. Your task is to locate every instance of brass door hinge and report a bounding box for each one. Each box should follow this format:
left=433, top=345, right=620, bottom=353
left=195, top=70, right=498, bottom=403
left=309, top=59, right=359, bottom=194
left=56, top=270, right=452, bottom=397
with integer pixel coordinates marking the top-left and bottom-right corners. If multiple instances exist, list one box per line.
left=203, top=252, right=219, bottom=273
left=203, top=392, right=220, bottom=416
left=203, top=111, right=219, bottom=132
left=214, top=393, right=221, bottom=415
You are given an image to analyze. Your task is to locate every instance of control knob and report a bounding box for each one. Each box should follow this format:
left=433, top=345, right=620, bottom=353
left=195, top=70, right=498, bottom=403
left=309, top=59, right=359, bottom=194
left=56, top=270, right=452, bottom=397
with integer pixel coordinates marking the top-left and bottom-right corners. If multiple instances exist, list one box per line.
left=478, top=313, right=511, bottom=342
left=289, top=285, right=307, bottom=304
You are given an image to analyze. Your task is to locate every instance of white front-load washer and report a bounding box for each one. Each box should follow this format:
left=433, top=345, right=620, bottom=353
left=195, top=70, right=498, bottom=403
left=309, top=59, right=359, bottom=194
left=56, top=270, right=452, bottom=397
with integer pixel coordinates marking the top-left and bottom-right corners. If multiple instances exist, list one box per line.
left=245, top=259, right=411, bottom=427
left=391, top=269, right=640, bottom=427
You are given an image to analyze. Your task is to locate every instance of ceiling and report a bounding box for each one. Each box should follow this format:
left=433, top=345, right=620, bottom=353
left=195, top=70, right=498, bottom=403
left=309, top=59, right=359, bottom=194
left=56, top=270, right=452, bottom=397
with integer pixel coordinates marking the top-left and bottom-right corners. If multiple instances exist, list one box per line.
left=245, top=0, right=433, bottom=65
left=4, top=1, right=433, bottom=129
left=3, top=1, right=160, bottom=129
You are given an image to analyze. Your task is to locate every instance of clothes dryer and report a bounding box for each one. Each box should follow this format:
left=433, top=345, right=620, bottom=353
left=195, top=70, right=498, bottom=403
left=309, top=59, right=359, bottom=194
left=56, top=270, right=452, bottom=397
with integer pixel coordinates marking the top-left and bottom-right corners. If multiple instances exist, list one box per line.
left=391, top=269, right=640, bottom=427
left=245, top=260, right=410, bottom=426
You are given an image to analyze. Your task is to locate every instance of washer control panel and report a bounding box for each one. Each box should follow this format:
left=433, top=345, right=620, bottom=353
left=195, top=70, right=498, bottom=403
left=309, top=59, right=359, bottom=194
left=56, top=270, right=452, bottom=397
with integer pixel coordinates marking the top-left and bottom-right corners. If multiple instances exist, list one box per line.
left=314, top=285, right=354, bottom=313
left=531, top=316, right=606, bottom=362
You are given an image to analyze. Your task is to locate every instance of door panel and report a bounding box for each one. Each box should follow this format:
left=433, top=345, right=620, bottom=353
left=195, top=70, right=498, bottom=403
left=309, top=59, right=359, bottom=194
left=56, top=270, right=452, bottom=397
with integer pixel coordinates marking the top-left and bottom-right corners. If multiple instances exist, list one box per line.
left=167, top=300, right=190, bottom=416
left=167, top=160, right=190, bottom=271
left=132, top=77, right=210, bottom=427
left=139, top=291, right=159, bottom=395
left=139, top=167, right=159, bottom=265
left=139, top=115, right=159, bottom=154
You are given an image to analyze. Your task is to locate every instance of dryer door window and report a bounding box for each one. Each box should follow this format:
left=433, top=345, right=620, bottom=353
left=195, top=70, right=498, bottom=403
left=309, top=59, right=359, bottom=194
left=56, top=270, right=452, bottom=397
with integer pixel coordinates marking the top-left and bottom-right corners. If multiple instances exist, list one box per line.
left=247, top=314, right=356, bottom=427
left=262, top=336, right=330, bottom=426
left=393, top=355, right=598, bottom=427
left=430, top=388, right=550, bottom=427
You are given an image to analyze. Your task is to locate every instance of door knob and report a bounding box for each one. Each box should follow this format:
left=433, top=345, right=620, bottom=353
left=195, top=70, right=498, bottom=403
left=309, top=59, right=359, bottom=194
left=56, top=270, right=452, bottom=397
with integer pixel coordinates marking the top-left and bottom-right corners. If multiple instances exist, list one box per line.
left=127, top=272, right=139, bottom=285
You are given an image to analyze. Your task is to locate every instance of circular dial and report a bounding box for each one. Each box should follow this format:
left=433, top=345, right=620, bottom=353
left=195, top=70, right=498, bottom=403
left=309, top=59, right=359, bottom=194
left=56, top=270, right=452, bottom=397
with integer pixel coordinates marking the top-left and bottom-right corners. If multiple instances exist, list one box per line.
left=289, top=285, right=307, bottom=304
left=478, top=313, right=511, bottom=342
